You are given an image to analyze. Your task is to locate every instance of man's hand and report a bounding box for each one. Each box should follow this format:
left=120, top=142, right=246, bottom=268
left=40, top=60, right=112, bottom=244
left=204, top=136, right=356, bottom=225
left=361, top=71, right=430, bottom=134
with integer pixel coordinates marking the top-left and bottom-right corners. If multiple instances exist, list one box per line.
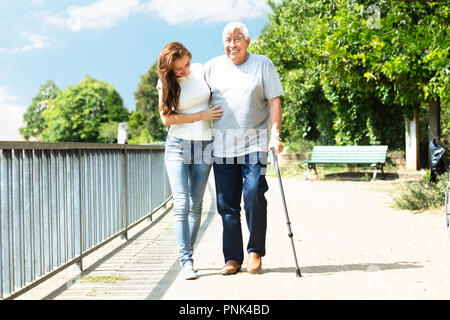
left=268, top=131, right=284, bottom=155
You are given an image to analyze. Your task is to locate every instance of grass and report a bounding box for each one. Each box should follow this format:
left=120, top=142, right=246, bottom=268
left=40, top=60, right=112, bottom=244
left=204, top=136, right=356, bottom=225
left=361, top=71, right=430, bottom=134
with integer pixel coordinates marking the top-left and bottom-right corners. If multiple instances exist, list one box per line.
left=267, top=155, right=448, bottom=213
left=266, top=162, right=305, bottom=178
left=79, top=275, right=130, bottom=283
left=393, top=174, right=447, bottom=212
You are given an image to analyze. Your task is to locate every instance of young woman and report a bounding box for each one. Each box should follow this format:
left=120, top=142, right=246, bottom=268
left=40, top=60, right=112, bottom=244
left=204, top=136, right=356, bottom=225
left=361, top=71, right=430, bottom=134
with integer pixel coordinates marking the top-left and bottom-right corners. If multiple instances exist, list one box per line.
left=157, top=42, right=222, bottom=280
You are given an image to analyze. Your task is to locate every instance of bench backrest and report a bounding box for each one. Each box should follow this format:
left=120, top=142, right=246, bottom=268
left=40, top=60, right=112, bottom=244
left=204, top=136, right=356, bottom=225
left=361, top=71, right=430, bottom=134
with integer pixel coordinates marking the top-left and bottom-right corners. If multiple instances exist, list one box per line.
left=309, top=145, right=388, bottom=164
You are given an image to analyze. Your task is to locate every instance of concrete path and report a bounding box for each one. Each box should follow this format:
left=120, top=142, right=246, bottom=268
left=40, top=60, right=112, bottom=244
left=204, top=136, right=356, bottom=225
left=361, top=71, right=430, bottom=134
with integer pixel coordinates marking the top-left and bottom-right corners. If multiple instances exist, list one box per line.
left=162, top=178, right=450, bottom=300
left=18, top=175, right=450, bottom=300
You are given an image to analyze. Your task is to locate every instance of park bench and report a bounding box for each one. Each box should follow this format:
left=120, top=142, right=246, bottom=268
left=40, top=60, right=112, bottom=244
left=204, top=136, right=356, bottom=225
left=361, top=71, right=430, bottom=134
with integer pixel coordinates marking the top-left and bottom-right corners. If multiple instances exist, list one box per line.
left=304, top=145, right=388, bottom=181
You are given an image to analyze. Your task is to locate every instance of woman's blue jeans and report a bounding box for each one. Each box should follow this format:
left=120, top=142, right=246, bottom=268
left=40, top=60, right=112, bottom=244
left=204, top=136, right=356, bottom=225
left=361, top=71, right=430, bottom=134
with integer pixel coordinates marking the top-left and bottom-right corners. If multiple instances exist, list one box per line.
left=165, top=135, right=213, bottom=267
left=213, top=152, right=269, bottom=266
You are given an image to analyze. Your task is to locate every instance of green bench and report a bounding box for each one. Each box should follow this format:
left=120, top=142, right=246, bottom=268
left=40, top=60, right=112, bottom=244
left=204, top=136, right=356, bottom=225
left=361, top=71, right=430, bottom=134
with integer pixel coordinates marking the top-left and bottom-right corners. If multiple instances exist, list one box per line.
left=304, top=145, right=388, bottom=181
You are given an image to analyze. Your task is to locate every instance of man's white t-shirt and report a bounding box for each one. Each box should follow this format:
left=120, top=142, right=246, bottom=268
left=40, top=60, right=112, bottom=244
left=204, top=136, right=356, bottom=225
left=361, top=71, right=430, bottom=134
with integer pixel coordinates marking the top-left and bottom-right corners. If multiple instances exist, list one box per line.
left=157, top=63, right=212, bottom=141
left=204, top=53, right=284, bottom=157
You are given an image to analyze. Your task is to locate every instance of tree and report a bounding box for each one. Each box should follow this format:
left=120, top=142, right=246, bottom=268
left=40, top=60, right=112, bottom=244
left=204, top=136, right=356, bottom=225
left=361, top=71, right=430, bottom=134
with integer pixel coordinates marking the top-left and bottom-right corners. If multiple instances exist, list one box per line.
left=98, top=121, right=120, bottom=143
left=251, top=0, right=449, bottom=149
left=251, top=0, right=337, bottom=144
left=321, top=0, right=448, bottom=147
left=20, top=80, right=60, bottom=141
left=133, top=62, right=166, bottom=142
left=127, top=111, right=152, bottom=144
left=41, top=75, right=129, bottom=142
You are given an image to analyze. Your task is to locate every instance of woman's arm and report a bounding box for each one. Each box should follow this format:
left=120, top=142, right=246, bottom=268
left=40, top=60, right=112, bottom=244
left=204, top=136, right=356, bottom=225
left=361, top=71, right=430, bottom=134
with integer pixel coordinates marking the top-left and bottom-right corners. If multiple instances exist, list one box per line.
left=158, top=87, right=222, bottom=126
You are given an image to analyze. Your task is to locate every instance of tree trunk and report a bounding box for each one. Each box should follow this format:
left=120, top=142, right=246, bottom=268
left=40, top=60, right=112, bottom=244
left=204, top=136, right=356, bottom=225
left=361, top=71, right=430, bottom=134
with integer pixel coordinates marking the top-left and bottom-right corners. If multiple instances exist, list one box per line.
left=428, top=98, right=441, bottom=166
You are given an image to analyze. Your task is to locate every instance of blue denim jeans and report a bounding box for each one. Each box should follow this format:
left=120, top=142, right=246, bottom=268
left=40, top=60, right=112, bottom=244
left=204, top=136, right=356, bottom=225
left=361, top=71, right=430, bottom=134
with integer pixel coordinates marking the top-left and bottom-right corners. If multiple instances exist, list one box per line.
left=213, top=152, right=269, bottom=265
left=165, top=135, right=213, bottom=267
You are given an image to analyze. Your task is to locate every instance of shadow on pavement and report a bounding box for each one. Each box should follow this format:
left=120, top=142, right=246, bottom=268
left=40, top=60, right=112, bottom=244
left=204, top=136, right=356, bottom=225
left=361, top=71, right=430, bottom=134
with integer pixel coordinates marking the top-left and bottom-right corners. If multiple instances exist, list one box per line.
left=323, top=172, right=400, bottom=181
left=146, top=211, right=217, bottom=300
left=263, top=261, right=422, bottom=275
left=43, top=204, right=173, bottom=300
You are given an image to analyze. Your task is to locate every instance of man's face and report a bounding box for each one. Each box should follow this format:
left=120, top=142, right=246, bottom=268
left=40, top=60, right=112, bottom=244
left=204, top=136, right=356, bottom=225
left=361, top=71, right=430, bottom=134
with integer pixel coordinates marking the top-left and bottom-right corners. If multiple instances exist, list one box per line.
left=223, top=29, right=250, bottom=65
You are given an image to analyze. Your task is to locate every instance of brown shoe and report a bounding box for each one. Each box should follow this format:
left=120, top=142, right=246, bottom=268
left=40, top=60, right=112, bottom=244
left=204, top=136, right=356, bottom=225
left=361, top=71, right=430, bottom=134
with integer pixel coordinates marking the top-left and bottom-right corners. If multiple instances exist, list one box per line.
left=247, top=252, right=262, bottom=274
left=221, top=260, right=241, bottom=275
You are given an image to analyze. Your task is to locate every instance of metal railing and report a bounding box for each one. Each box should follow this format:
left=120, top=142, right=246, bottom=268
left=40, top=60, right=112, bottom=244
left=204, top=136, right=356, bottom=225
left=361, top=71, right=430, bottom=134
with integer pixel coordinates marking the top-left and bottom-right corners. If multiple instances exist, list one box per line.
left=0, top=141, right=171, bottom=299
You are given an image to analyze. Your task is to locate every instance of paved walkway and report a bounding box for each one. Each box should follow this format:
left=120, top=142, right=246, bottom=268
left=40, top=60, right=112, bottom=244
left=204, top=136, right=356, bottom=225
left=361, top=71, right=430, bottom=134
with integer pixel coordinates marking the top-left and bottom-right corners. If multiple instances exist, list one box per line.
left=18, top=174, right=450, bottom=300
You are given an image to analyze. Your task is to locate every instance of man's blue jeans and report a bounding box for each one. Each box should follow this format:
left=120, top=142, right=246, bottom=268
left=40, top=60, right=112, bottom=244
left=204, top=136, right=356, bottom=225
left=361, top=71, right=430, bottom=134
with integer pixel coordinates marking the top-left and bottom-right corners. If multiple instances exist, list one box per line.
left=165, top=135, right=213, bottom=267
left=213, top=152, right=269, bottom=265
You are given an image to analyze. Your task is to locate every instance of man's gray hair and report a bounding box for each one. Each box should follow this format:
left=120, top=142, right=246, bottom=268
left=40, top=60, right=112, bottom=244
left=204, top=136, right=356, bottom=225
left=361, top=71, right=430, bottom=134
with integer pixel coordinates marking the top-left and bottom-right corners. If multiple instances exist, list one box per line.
left=222, top=21, right=250, bottom=41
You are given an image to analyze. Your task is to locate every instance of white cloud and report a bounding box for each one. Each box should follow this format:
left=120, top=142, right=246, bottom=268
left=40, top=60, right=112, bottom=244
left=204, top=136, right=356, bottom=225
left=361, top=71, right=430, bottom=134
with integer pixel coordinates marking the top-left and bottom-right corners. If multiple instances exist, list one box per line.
left=0, top=64, right=14, bottom=71
left=0, top=87, right=20, bottom=104
left=0, top=87, right=26, bottom=141
left=3, top=32, right=52, bottom=53
left=36, top=11, right=66, bottom=28
left=31, top=0, right=44, bottom=6
left=40, top=0, right=270, bottom=31
left=65, top=0, right=141, bottom=31
left=14, top=32, right=51, bottom=52
left=144, top=0, right=270, bottom=25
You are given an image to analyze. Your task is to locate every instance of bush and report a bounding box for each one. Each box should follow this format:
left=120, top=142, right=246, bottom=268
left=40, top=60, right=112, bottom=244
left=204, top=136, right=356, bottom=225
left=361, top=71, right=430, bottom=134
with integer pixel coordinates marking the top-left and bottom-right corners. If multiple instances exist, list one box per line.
left=284, top=139, right=315, bottom=155
left=394, top=172, right=447, bottom=211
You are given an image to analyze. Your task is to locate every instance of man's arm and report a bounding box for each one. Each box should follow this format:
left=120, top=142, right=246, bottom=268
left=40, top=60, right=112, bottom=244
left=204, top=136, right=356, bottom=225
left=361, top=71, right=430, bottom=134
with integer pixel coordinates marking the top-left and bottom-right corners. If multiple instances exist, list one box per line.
left=268, top=96, right=284, bottom=155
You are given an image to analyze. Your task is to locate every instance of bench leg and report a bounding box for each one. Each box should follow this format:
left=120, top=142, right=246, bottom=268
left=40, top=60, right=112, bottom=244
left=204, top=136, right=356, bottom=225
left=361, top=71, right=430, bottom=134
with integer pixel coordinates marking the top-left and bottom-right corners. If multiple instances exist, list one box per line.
left=371, top=167, right=378, bottom=181
left=305, top=165, right=310, bottom=180
left=305, top=164, right=318, bottom=180
left=371, top=164, right=385, bottom=181
left=381, top=164, right=386, bottom=180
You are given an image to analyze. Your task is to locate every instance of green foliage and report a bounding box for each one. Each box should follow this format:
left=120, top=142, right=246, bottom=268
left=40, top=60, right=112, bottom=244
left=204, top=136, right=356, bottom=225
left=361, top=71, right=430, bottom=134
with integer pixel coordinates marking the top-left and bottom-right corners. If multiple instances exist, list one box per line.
left=251, top=0, right=449, bottom=149
left=284, top=139, right=315, bottom=155
left=251, top=0, right=336, bottom=144
left=132, top=62, right=166, bottom=143
left=104, top=89, right=129, bottom=123
left=394, top=174, right=446, bottom=211
left=20, top=80, right=60, bottom=141
left=127, top=111, right=154, bottom=144
left=441, top=99, right=450, bottom=146
left=98, top=121, right=120, bottom=143
left=40, top=75, right=129, bottom=142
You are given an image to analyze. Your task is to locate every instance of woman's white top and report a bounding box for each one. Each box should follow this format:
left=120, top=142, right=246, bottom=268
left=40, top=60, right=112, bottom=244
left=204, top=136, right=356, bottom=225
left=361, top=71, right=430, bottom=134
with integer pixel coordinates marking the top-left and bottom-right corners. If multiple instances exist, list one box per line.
left=157, top=63, right=212, bottom=141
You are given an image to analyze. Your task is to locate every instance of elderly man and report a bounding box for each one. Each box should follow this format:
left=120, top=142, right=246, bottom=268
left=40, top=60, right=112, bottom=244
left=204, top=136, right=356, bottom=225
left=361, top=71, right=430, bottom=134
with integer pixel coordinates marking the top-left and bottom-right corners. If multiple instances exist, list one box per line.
left=204, top=21, right=284, bottom=275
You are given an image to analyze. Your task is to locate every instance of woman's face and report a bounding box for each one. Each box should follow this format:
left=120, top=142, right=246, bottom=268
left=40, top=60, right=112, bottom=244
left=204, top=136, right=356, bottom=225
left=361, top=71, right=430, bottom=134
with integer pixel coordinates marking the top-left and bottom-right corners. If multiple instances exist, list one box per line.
left=172, top=55, right=191, bottom=78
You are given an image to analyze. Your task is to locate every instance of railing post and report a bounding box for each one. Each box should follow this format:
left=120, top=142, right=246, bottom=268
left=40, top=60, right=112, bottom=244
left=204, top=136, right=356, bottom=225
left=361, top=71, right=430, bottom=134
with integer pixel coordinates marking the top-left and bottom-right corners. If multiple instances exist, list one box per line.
left=121, top=148, right=128, bottom=241
left=0, top=141, right=168, bottom=299
left=77, top=149, right=84, bottom=272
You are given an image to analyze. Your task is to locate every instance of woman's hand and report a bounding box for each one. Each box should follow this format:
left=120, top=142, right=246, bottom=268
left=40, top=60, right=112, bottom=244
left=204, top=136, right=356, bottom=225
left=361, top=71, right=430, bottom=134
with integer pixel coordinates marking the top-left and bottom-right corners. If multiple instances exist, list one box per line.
left=201, top=105, right=223, bottom=121
left=159, top=105, right=223, bottom=126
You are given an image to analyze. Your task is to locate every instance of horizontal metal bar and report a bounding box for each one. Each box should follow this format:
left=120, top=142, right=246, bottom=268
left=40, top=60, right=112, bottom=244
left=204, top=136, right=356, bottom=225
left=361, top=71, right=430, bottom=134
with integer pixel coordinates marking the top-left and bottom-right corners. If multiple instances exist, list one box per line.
left=3, top=256, right=83, bottom=300
left=0, top=141, right=165, bottom=151
left=125, top=196, right=172, bottom=233
left=3, top=196, right=172, bottom=300
left=1, top=144, right=172, bottom=300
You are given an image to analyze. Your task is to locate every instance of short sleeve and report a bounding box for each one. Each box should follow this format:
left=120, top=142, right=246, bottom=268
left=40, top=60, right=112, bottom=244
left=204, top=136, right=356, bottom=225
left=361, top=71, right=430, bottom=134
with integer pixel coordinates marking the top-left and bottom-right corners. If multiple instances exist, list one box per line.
left=262, top=58, right=284, bottom=100
left=203, top=60, right=212, bottom=90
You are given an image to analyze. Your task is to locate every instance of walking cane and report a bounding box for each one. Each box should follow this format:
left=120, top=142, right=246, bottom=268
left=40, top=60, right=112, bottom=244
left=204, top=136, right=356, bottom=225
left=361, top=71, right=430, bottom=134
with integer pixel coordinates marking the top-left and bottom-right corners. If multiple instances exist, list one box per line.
left=270, top=147, right=302, bottom=277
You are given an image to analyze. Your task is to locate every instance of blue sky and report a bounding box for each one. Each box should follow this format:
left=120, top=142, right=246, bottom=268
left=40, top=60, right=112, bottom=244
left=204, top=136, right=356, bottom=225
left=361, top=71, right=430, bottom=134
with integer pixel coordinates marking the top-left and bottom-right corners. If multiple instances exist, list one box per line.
left=0, top=0, right=274, bottom=140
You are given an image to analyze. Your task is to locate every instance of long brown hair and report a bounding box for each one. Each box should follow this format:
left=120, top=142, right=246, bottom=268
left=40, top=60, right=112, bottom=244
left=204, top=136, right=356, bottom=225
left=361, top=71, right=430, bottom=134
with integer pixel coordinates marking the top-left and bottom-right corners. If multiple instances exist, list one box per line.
left=157, top=42, right=192, bottom=115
